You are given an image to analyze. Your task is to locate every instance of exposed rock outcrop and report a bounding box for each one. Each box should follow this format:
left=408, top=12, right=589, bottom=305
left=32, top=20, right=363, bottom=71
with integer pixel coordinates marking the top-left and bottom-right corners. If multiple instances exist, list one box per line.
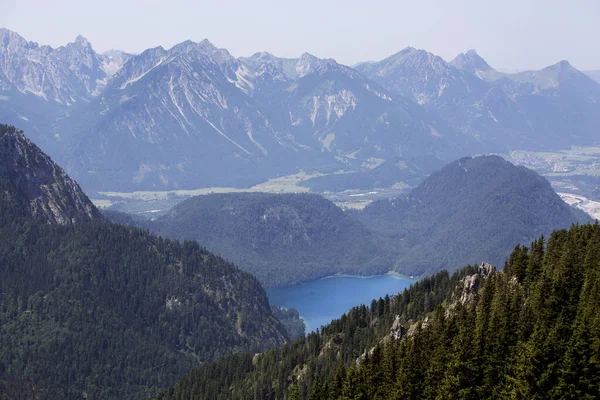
left=453, top=262, right=495, bottom=307
left=0, top=125, right=103, bottom=224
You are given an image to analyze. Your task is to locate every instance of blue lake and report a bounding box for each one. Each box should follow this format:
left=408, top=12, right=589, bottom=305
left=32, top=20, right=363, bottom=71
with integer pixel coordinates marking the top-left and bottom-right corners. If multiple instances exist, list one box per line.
left=267, top=274, right=416, bottom=332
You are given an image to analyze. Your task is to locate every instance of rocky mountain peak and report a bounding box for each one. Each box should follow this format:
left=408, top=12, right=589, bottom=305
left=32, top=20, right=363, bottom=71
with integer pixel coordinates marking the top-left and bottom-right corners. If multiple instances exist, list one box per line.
left=296, top=52, right=344, bottom=77
left=549, top=60, right=582, bottom=77
left=0, top=28, right=31, bottom=49
left=100, top=49, right=134, bottom=76
left=169, top=39, right=235, bottom=66
left=373, top=46, right=453, bottom=78
left=252, top=51, right=275, bottom=60
left=74, top=34, right=91, bottom=48
left=170, top=39, right=203, bottom=54
left=0, top=29, right=108, bottom=104
left=296, top=52, right=320, bottom=75
left=0, top=125, right=104, bottom=224
left=198, top=38, right=217, bottom=52
left=450, top=49, right=493, bottom=73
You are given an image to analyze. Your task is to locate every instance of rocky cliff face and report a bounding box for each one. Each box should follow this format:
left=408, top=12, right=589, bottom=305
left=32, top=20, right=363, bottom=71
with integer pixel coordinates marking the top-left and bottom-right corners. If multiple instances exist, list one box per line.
left=453, top=262, right=495, bottom=306
left=0, top=124, right=103, bottom=224
left=0, top=29, right=108, bottom=105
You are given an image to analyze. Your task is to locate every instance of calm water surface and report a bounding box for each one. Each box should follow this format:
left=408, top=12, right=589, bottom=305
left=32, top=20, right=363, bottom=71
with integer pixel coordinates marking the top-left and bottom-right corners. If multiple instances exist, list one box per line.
left=267, top=274, right=416, bottom=332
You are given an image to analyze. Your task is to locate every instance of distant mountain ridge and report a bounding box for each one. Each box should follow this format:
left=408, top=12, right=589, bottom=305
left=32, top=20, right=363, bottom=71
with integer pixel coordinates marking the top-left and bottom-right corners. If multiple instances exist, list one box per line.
left=358, top=47, right=600, bottom=152
left=1, top=28, right=600, bottom=191
left=61, top=41, right=464, bottom=190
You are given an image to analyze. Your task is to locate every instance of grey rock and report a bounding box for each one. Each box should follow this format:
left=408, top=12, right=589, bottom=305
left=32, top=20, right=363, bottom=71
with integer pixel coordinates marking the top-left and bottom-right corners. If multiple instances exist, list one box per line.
left=0, top=124, right=103, bottom=224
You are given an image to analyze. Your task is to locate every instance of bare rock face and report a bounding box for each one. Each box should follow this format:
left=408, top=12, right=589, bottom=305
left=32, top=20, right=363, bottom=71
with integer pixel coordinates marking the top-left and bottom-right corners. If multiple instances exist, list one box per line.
left=389, top=315, right=403, bottom=340
left=479, top=261, right=494, bottom=278
left=457, top=273, right=481, bottom=305
left=452, top=262, right=495, bottom=307
left=407, top=316, right=430, bottom=337
left=0, top=125, right=103, bottom=224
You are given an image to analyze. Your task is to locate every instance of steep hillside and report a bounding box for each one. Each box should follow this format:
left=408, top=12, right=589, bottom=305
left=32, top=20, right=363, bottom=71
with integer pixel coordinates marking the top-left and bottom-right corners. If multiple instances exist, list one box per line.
left=0, top=124, right=103, bottom=224
left=586, top=70, right=600, bottom=83
left=0, top=126, right=289, bottom=399
left=157, top=223, right=600, bottom=399
left=150, top=193, right=391, bottom=287
left=354, top=155, right=589, bottom=275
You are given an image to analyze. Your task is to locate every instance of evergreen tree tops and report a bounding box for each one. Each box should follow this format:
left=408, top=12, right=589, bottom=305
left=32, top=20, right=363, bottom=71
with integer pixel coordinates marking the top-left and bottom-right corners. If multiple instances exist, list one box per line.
left=157, top=223, right=600, bottom=399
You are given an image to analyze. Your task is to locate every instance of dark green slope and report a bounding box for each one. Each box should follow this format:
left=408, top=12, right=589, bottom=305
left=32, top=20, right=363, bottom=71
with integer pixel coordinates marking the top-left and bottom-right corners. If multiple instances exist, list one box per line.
left=157, top=223, right=600, bottom=399
left=0, top=125, right=289, bottom=399
left=150, top=193, right=390, bottom=287
left=354, top=155, right=590, bottom=275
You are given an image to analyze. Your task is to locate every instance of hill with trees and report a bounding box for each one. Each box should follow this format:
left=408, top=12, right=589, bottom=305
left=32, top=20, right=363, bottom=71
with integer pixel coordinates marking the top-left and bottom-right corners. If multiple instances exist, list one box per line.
left=0, top=125, right=290, bottom=399
left=353, top=155, right=590, bottom=276
left=149, top=193, right=390, bottom=287
left=114, top=156, right=590, bottom=287
left=156, top=223, right=600, bottom=399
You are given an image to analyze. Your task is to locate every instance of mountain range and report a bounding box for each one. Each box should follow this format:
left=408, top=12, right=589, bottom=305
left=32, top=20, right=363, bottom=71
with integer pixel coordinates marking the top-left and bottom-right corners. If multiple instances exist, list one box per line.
left=2, top=28, right=600, bottom=191
left=357, top=49, right=600, bottom=151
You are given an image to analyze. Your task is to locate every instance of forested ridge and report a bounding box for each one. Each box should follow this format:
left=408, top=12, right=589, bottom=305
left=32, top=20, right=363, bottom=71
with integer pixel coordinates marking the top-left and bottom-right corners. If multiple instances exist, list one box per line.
left=109, top=156, right=589, bottom=287
left=157, top=223, right=600, bottom=399
left=353, top=155, right=590, bottom=275
left=0, top=125, right=290, bottom=399
left=148, top=193, right=389, bottom=287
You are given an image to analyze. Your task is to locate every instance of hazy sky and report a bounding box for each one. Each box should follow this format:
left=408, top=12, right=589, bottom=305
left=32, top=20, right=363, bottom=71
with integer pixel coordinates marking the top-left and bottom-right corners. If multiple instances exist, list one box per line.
left=1, top=0, right=599, bottom=71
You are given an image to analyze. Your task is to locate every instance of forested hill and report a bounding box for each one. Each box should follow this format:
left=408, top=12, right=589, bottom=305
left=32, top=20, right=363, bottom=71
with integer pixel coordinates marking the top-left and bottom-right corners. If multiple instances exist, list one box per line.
left=149, top=193, right=390, bottom=287
left=0, top=124, right=103, bottom=224
left=353, top=155, right=590, bottom=276
left=0, top=126, right=290, bottom=399
left=157, top=223, right=600, bottom=399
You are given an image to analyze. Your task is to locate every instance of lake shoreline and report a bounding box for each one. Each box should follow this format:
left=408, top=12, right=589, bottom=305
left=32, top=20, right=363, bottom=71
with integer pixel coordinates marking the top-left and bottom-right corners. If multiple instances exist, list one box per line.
left=267, top=273, right=418, bottom=332
left=318, top=270, right=419, bottom=281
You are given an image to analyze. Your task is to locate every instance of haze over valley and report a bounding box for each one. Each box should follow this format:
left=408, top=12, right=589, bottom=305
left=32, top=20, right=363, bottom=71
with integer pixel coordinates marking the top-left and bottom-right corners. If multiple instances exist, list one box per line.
left=1, top=2, right=600, bottom=397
